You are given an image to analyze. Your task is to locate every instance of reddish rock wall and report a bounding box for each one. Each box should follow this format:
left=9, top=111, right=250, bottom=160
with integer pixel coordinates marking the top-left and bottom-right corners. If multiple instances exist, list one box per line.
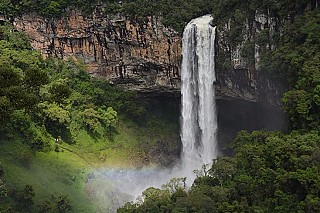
left=13, top=9, right=182, bottom=93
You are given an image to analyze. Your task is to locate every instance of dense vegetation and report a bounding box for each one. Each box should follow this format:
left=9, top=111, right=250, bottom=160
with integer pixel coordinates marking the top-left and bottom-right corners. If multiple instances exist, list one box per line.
left=119, top=131, right=320, bottom=212
left=0, top=21, right=149, bottom=149
left=210, top=0, right=320, bottom=131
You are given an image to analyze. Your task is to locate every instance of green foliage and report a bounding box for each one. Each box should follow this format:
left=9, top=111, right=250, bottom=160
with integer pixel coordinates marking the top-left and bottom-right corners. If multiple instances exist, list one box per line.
left=8, top=110, right=52, bottom=150
left=39, top=101, right=71, bottom=124
left=0, top=24, right=32, bottom=49
left=1, top=1, right=319, bottom=212
left=79, top=108, right=103, bottom=135
left=0, top=22, right=147, bottom=148
left=0, top=24, right=48, bottom=123
left=15, top=184, right=35, bottom=208
left=100, top=107, right=118, bottom=136
left=38, top=200, right=54, bottom=213
left=77, top=106, right=118, bottom=136
left=43, top=78, right=72, bottom=104
left=119, top=130, right=320, bottom=212
left=0, top=165, right=7, bottom=200
left=0, top=12, right=180, bottom=213
left=0, top=181, right=36, bottom=212
left=0, top=165, right=76, bottom=212
left=162, top=178, right=186, bottom=193
left=264, top=9, right=320, bottom=130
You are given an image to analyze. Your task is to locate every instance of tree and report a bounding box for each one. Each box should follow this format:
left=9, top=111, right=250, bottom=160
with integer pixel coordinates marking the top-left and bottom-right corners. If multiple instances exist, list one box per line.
left=38, top=101, right=70, bottom=139
left=15, top=184, right=35, bottom=209
left=79, top=108, right=102, bottom=135
left=56, top=195, right=72, bottom=213
left=45, top=78, right=72, bottom=104
left=100, top=107, right=118, bottom=137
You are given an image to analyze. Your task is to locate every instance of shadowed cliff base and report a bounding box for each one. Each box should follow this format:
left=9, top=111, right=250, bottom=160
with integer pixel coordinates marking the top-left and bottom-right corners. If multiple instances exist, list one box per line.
left=217, top=99, right=287, bottom=155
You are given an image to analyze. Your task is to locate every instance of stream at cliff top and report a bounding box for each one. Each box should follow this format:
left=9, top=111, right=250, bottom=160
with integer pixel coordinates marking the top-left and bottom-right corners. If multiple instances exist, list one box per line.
left=86, top=15, right=218, bottom=212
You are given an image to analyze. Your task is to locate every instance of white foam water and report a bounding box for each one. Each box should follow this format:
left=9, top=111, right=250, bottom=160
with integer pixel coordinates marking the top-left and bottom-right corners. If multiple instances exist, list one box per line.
left=180, top=15, right=218, bottom=179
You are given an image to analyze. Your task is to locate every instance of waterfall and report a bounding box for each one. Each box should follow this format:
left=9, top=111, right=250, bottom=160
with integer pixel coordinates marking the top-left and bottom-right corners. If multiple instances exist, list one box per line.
left=180, top=15, right=218, bottom=176
left=87, top=17, right=218, bottom=210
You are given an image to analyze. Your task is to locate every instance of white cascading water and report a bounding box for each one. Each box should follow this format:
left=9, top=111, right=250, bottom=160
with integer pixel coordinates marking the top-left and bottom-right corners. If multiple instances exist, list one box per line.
left=180, top=15, right=218, bottom=177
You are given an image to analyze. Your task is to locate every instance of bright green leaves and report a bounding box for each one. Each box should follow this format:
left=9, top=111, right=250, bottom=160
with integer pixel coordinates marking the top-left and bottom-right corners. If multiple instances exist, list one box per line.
left=79, top=108, right=102, bottom=134
left=0, top=26, right=49, bottom=122
left=39, top=101, right=70, bottom=125
left=0, top=23, right=114, bottom=147
left=79, top=107, right=118, bottom=136
left=100, top=107, right=118, bottom=130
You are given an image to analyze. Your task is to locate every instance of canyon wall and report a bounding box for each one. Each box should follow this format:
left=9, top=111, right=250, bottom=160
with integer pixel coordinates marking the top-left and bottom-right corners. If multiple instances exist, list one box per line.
left=13, top=8, right=181, bottom=95
left=11, top=9, right=285, bottom=104
left=215, top=12, right=286, bottom=105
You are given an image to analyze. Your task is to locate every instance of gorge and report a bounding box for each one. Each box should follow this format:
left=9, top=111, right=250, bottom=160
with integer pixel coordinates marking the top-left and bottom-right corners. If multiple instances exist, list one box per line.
left=7, top=8, right=287, bottom=149
left=84, top=14, right=286, bottom=211
left=2, top=1, right=311, bottom=212
left=1, top=1, right=319, bottom=212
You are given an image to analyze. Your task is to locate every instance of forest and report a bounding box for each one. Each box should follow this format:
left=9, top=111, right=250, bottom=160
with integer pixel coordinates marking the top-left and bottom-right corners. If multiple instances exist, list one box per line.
left=0, top=0, right=320, bottom=212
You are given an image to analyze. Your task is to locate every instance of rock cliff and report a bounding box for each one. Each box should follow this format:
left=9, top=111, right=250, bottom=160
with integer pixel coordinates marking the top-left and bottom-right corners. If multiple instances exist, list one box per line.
left=13, top=8, right=181, bottom=95
left=12, top=9, right=285, bottom=104
left=215, top=12, right=286, bottom=105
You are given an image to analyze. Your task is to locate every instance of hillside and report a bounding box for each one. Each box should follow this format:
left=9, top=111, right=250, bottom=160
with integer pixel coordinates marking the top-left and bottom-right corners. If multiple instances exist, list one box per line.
left=0, top=22, right=180, bottom=212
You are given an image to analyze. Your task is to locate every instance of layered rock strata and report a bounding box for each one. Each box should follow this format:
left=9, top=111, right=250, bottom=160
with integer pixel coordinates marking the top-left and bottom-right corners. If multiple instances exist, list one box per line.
left=13, top=9, right=181, bottom=94
left=11, top=9, right=285, bottom=104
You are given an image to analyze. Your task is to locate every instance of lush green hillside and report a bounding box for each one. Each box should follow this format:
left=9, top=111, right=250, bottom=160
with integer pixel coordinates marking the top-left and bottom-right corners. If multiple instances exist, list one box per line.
left=0, top=22, right=179, bottom=212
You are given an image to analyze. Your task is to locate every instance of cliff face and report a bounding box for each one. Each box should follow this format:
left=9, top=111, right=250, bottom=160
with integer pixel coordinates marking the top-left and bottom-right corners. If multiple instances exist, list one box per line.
left=215, top=12, right=285, bottom=105
left=13, top=9, right=181, bottom=94
left=12, top=9, right=285, bottom=104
